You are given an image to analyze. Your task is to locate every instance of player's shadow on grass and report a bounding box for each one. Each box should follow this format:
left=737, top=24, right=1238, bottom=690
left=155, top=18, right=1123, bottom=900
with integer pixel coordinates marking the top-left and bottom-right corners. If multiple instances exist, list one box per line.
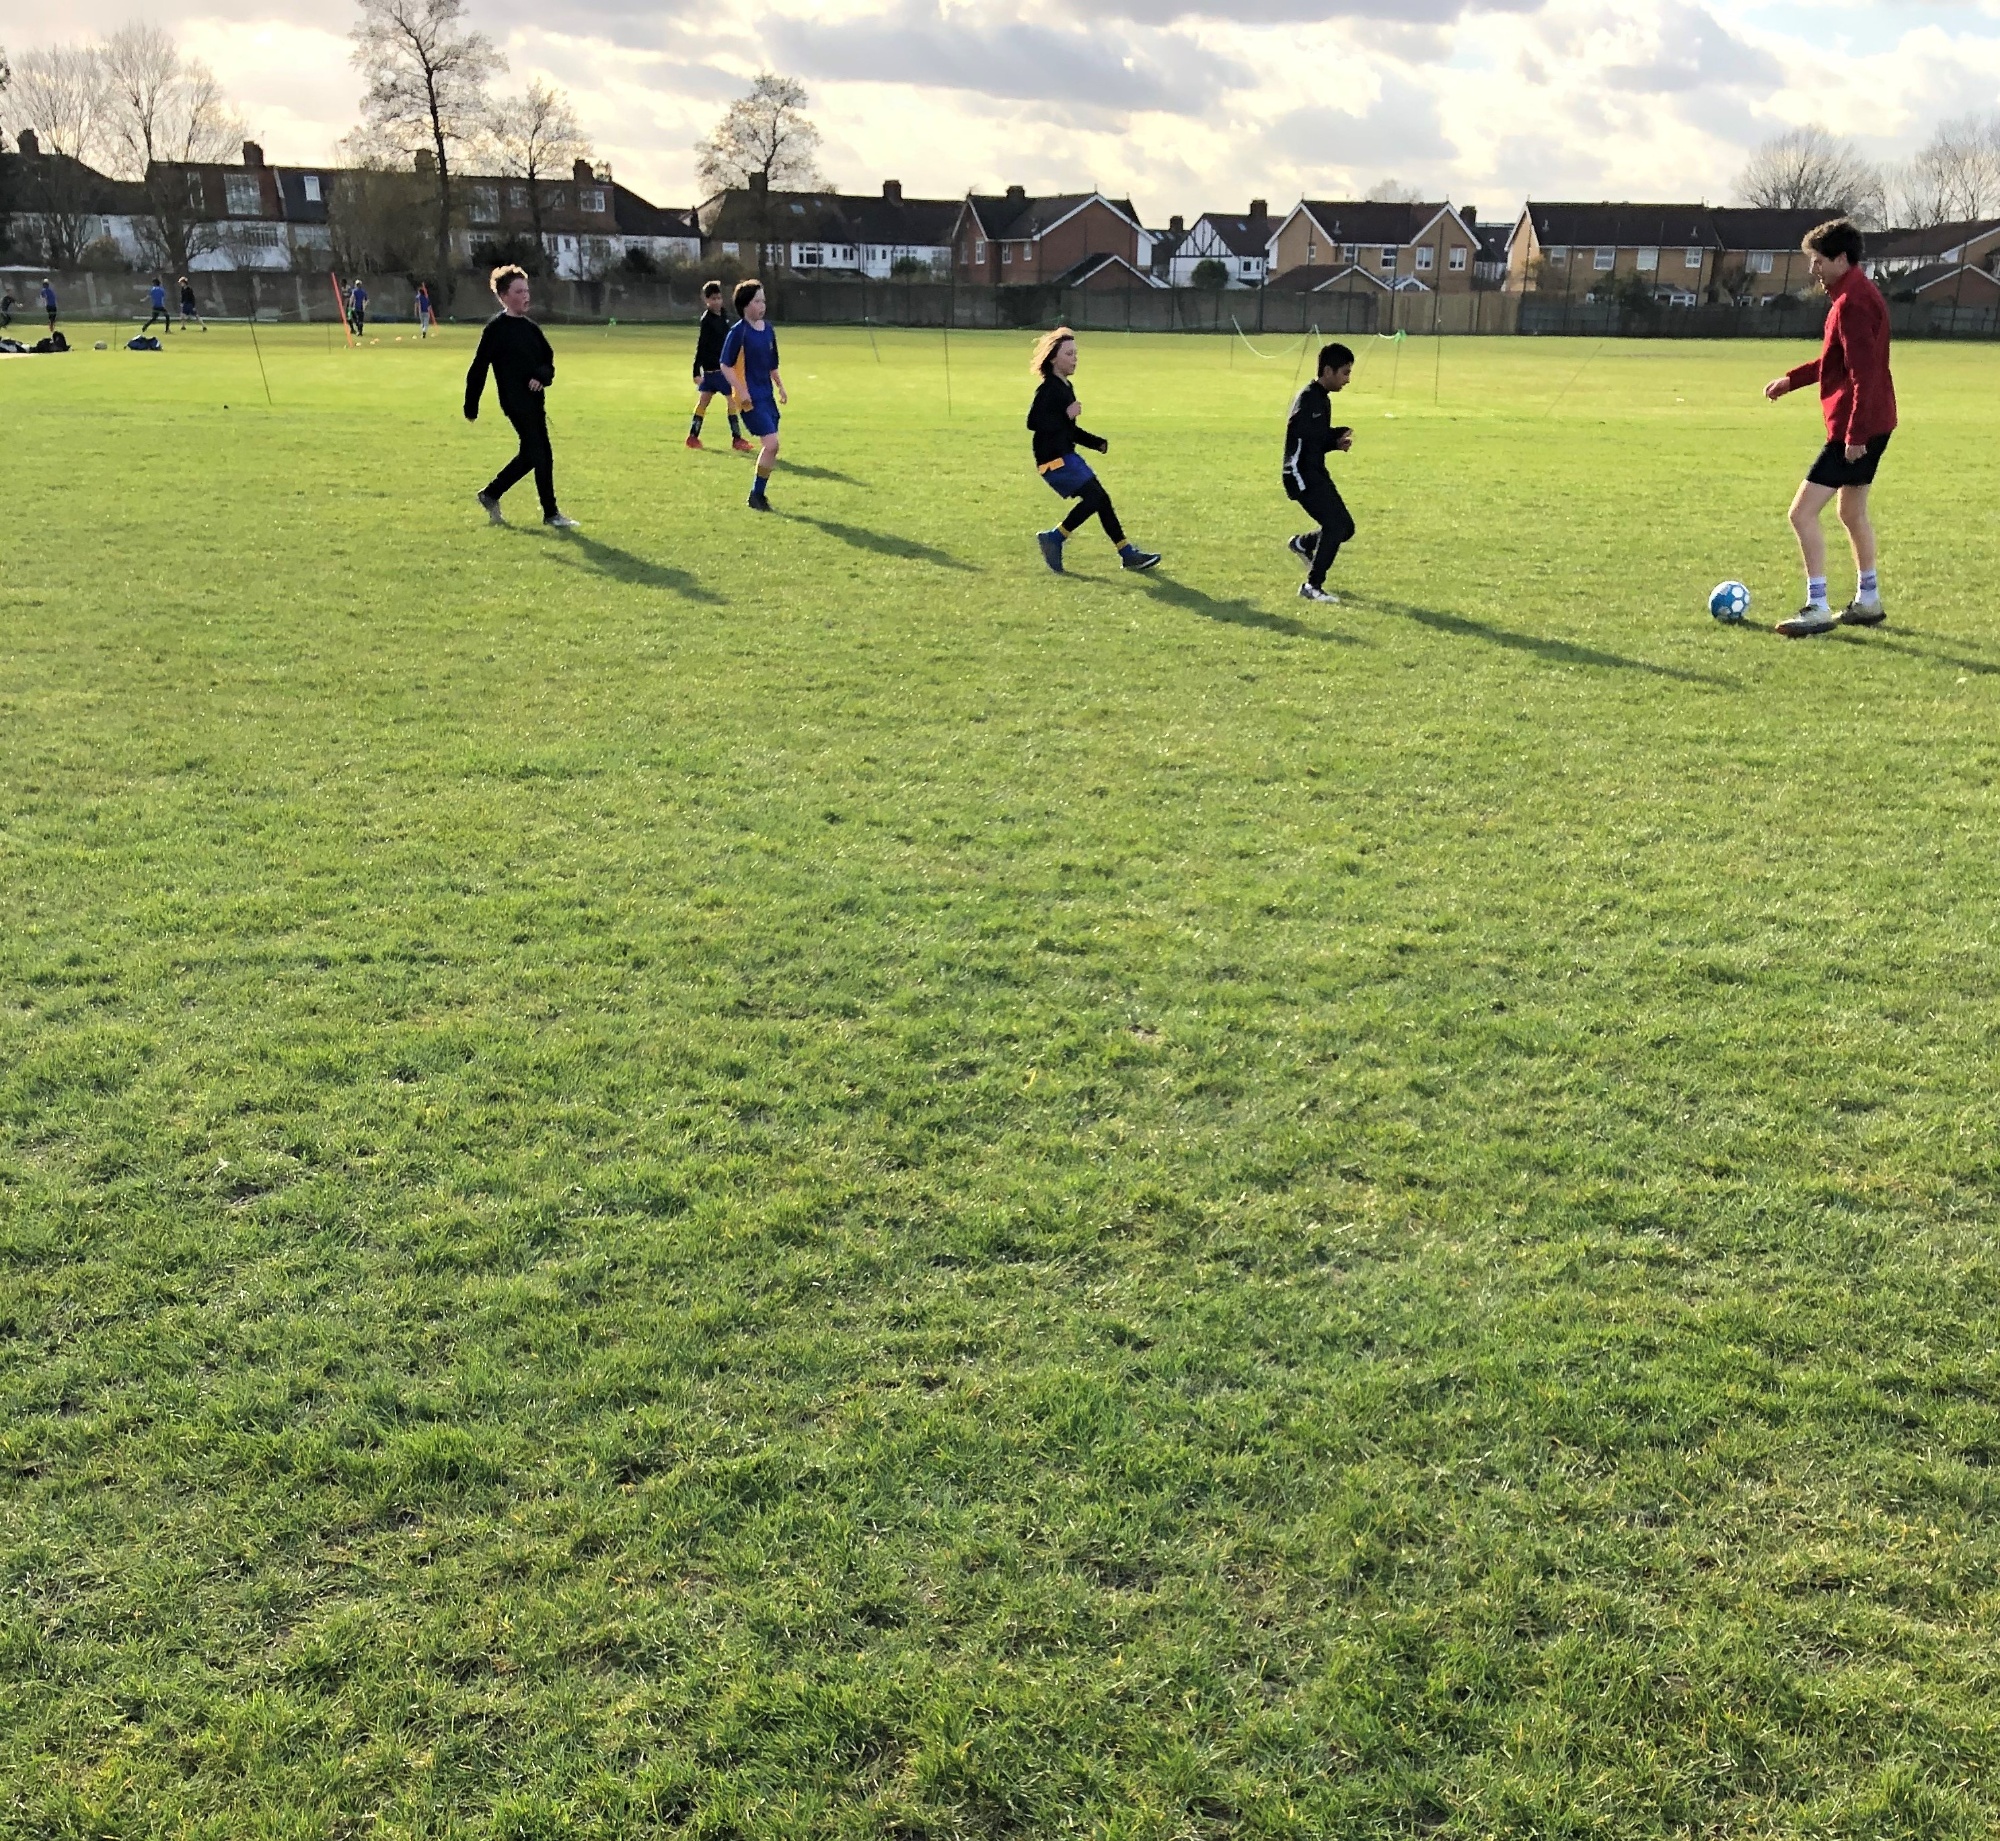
left=788, top=513, right=976, bottom=572
left=780, top=461, right=867, bottom=486
left=1357, top=594, right=1722, bottom=683
left=532, top=532, right=726, bottom=604
left=1847, top=630, right=2000, bottom=675
left=1135, top=575, right=1368, bottom=644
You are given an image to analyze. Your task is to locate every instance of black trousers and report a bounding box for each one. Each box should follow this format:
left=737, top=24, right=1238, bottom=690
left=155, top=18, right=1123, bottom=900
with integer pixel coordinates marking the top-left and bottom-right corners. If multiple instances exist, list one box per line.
left=486, top=398, right=558, bottom=518
left=1291, top=479, right=1356, bottom=588
left=141, top=309, right=170, bottom=333
left=1060, top=476, right=1126, bottom=545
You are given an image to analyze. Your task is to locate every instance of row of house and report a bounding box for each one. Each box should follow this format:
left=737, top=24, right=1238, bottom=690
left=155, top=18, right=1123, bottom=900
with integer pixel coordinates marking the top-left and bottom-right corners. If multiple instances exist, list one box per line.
left=8, top=126, right=1999, bottom=311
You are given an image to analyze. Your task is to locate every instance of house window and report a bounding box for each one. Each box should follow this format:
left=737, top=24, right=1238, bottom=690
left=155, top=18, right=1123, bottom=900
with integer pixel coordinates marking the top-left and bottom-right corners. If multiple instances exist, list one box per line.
left=302, top=174, right=322, bottom=204
left=1684, top=247, right=1702, bottom=268
left=186, top=174, right=206, bottom=210
left=1448, top=246, right=1467, bottom=271
left=722, top=241, right=738, bottom=256
left=225, top=173, right=260, bottom=215
left=1378, top=245, right=1397, bottom=270
left=508, top=185, right=529, bottom=211
left=1003, top=244, right=1013, bottom=262
left=1594, top=247, right=1615, bottom=270
left=1751, top=251, right=1775, bottom=274
left=580, top=187, right=605, bottom=213
left=548, top=187, right=569, bottom=211
left=1546, top=244, right=1567, bottom=263
left=1636, top=247, right=1658, bottom=271
left=1415, top=245, right=1435, bottom=271
left=1338, top=244, right=1355, bottom=263
left=469, top=186, right=498, bottom=224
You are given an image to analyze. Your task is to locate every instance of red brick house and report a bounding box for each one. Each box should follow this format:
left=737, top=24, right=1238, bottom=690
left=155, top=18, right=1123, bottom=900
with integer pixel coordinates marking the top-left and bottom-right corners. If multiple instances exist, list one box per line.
left=953, top=189, right=1155, bottom=287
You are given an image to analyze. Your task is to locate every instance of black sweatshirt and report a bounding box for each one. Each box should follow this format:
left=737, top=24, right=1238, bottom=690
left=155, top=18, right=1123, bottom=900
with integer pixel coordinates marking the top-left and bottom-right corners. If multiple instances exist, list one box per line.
left=465, top=312, right=556, bottom=419
left=1027, top=375, right=1108, bottom=467
left=693, top=307, right=728, bottom=375
left=1282, top=379, right=1350, bottom=498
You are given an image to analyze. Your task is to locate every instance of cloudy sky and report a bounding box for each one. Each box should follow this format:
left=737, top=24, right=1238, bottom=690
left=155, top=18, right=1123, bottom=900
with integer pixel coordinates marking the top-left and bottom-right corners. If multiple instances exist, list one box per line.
left=13, top=0, right=2000, bottom=218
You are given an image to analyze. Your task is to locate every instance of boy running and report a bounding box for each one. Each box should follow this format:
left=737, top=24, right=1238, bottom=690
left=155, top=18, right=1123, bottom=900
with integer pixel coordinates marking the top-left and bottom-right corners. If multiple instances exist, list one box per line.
left=465, top=264, right=579, bottom=531
left=142, top=277, right=173, bottom=335
left=1028, top=327, right=1160, bottom=574
left=1763, top=217, right=1896, bottom=637
left=40, top=279, right=58, bottom=332
left=0, top=291, right=14, bottom=331
left=1283, top=341, right=1357, bottom=603
left=178, top=276, right=206, bottom=331
left=687, top=280, right=750, bottom=451
left=720, top=279, right=787, bottom=510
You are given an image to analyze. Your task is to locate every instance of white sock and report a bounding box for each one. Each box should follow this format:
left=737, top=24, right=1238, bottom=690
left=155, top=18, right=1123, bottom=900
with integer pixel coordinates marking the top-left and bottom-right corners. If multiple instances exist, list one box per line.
left=1807, top=576, right=1828, bottom=607
left=1859, top=569, right=1879, bottom=599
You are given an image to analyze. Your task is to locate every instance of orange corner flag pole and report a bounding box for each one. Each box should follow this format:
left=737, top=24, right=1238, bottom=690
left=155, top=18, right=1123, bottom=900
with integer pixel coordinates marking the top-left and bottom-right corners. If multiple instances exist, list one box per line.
left=330, top=272, right=355, bottom=347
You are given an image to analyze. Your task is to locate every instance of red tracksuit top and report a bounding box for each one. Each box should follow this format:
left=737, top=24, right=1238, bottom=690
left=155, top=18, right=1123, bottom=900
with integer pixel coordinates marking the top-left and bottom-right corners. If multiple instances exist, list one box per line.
left=1785, top=265, right=1897, bottom=447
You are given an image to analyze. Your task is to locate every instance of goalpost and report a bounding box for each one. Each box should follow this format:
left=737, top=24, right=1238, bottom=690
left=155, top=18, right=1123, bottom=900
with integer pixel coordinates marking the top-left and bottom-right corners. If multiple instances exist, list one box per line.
left=329, top=273, right=355, bottom=347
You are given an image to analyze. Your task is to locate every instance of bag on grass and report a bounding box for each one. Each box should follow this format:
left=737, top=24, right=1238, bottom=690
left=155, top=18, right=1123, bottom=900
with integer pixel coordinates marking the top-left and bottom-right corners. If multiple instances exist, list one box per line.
left=125, top=335, right=161, bottom=351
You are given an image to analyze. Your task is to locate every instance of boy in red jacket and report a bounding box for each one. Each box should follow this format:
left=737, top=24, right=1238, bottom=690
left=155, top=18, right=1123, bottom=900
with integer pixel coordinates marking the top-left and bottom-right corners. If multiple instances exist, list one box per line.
left=1764, top=218, right=1896, bottom=637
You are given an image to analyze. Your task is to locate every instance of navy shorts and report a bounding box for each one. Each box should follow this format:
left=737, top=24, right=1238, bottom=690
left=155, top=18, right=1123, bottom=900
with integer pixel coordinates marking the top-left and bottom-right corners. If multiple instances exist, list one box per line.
left=1806, top=431, right=1890, bottom=489
left=1038, top=453, right=1096, bottom=498
left=741, top=402, right=780, bottom=438
left=697, top=368, right=730, bottom=395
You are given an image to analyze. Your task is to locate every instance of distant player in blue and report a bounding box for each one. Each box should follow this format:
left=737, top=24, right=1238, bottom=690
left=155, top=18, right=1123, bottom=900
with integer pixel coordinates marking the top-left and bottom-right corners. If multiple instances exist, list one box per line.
left=40, top=279, right=58, bottom=331
left=415, top=282, right=435, bottom=338
left=348, top=279, right=368, bottom=335
left=141, top=277, right=172, bottom=335
left=720, top=278, right=787, bottom=510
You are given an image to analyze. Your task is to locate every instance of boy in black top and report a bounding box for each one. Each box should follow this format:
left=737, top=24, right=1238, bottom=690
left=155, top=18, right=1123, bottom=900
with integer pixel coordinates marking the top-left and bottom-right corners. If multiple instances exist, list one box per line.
left=465, top=265, right=579, bottom=530
left=686, top=280, right=750, bottom=451
left=1283, top=342, right=1356, bottom=603
left=1026, top=326, right=1159, bottom=574
left=178, top=276, right=206, bottom=331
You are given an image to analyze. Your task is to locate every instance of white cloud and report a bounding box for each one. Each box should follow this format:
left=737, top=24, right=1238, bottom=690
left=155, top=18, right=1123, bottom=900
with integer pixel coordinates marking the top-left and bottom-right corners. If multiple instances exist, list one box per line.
left=6, top=0, right=1999, bottom=217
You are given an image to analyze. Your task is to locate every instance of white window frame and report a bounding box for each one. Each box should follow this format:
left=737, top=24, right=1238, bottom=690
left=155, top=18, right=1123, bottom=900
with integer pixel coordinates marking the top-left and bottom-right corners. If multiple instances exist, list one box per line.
left=580, top=187, right=605, bottom=214
left=1415, top=245, right=1435, bottom=271
left=1594, top=247, right=1615, bottom=270
left=1546, top=245, right=1568, bottom=264
left=1751, top=251, right=1775, bottom=274
left=1378, top=245, right=1398, bottom=271
left=225, top=173, right=260, bottom=217
left=1448, top=246, right=1467, bottom=271
left=302, top=174, right=322, bottom=204
left=1637, top=246, right=1658, bottom=272
left=1002, top=243, right=1012, bottom=263
left=469, top=186, right=498, bottom=225
left=974, top=239, right=986, bottom=262
left=1684, top=247, right=1702, bottom=269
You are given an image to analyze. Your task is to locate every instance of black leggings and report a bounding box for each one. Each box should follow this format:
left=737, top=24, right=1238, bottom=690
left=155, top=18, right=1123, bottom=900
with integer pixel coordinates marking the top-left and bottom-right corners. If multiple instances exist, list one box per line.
left=141, top=309, right=170, bottom=333
left=1294, top=481, right=1356, bottom=588
left=1060, top=476, right=1125, bottom=545
left=486, top=399, right=558, bottom=518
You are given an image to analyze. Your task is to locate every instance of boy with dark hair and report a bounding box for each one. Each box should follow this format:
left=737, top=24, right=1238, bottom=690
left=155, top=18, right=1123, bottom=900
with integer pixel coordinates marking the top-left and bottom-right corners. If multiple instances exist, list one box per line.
left=348, top=278, right=369, bottom=336
left=1763, top=217, right=1896, bottom=637
left=141, top=277, right=173, bottom=336
left=465, top=265, right=579, bottom=530
left=178, top=276, right=206, bottom=331
left=1027, top=326, right=1160, bottom=574
left=40, top=279, right=59, bottom=332
left=720, top=279, right=787, bottom=509
left=687, top=280, right=750, bottom=452
left=415, top=282, right=435, bottom=337
left=1283, top=342, right=1357, bottom=603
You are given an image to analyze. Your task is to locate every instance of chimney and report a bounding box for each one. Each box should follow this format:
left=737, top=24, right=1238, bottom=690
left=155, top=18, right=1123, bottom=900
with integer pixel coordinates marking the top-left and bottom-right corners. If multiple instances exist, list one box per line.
left=1169, top=214, right=1183, bottom=233
left=17, top=128, right=39, bottom=158
left=882, top=178, right=902, bottom=202
left=748, top=171, right=768, bottom=197
left=1005, top=183, right=1026, bottom=202
left=1463, top=205, right=1477, bottom=224
left=242, top=140, right=265, bottom=167
left=414, top=149, right=436, bottom=177
left=573, top=157, right=593, bottom=183
left=1250, top=198, right=1268, bottom=218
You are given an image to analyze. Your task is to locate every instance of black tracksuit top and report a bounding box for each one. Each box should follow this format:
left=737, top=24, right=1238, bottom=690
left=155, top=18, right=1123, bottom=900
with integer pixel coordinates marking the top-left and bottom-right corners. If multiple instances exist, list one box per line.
left=465, top=312, right=556, bottom=419
left=1282, top=379, right=1349, bottom=496
left=1027, top=375, right=1108, bottom=467
left=693, top=308, right=729, bottom=374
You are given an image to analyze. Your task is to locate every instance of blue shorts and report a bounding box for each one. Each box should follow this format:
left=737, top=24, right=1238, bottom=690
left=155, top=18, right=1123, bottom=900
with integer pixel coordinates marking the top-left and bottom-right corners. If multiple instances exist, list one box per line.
left=697, top=369, right=730, bottom=396
left=741, top=402, right=780, bottom=439
left=1038, top=453, right=1095, bottom=498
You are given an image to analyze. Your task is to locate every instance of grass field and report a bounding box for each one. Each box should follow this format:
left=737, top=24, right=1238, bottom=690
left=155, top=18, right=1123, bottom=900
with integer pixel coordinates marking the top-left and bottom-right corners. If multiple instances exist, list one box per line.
left=5, top=318, right=2000, bottom=1839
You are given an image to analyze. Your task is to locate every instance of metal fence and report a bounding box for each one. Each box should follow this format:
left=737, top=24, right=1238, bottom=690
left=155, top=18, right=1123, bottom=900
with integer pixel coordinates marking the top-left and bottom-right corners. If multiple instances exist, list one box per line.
left=1518, top=293, right=1999, bottom=341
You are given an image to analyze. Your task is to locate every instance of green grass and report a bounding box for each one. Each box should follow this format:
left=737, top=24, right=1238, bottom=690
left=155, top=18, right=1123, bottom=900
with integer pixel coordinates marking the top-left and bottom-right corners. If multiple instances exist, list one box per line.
left=5, top=319, right=2000, bottom=1839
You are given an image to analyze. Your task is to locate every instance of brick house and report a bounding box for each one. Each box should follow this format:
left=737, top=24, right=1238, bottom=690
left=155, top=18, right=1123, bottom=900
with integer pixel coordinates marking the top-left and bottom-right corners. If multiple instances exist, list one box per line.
left=1707, top=207, right=1830, bottom=303
left=1266, top=199, right=1481, bottom=293
left=701, top=176, right=958, bottom=277
left=1506, top=203, right=1719, bottom=300
left=1869, top=217, right=2000, bottom=283
left=952, top=188, right=1154, bottom=287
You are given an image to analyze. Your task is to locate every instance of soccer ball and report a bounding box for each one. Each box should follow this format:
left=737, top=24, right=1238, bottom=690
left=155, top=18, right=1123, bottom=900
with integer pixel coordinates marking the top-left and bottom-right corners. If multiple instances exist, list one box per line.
left=1709, top=580, right=1751, bottom=623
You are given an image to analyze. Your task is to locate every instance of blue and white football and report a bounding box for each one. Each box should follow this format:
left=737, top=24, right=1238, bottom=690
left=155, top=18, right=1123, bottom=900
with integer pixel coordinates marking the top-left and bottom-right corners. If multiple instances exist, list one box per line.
left=1709, top=580, right=1751, bottom=623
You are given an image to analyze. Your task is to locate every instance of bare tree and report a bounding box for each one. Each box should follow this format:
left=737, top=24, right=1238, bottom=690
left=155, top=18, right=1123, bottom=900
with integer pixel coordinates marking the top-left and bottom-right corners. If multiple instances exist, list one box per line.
left=9, top=42, right=112, bottom=265
left=489, top=77, right=589, bottom=270
left=1886, top=114, right=2000, bottom=230
left=695, top=72, right=826, bottom=195
left=1734, top=126, right=1884, bottom=225
left=351, top=0, right=503, bottom=288
left=99, top=24, right=248, bottom=273
left=1363, top=178, right=1423, bottom=204
left=325, top=155, right=433, bottom=274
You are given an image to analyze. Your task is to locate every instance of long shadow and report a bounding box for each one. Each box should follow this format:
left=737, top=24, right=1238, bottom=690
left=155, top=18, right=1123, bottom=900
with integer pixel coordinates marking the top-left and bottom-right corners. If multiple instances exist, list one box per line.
left=1354, top=594, right=1725, bottom=684
left=1135, top=574, right=1369, bottom=645
left=787, top=513, right=977, bottom=572
left=780, top=461, right=867, bottom=485
left=523, top=529, right=726, bottom=604
left=1846, top=630, right=2000, bottom=675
